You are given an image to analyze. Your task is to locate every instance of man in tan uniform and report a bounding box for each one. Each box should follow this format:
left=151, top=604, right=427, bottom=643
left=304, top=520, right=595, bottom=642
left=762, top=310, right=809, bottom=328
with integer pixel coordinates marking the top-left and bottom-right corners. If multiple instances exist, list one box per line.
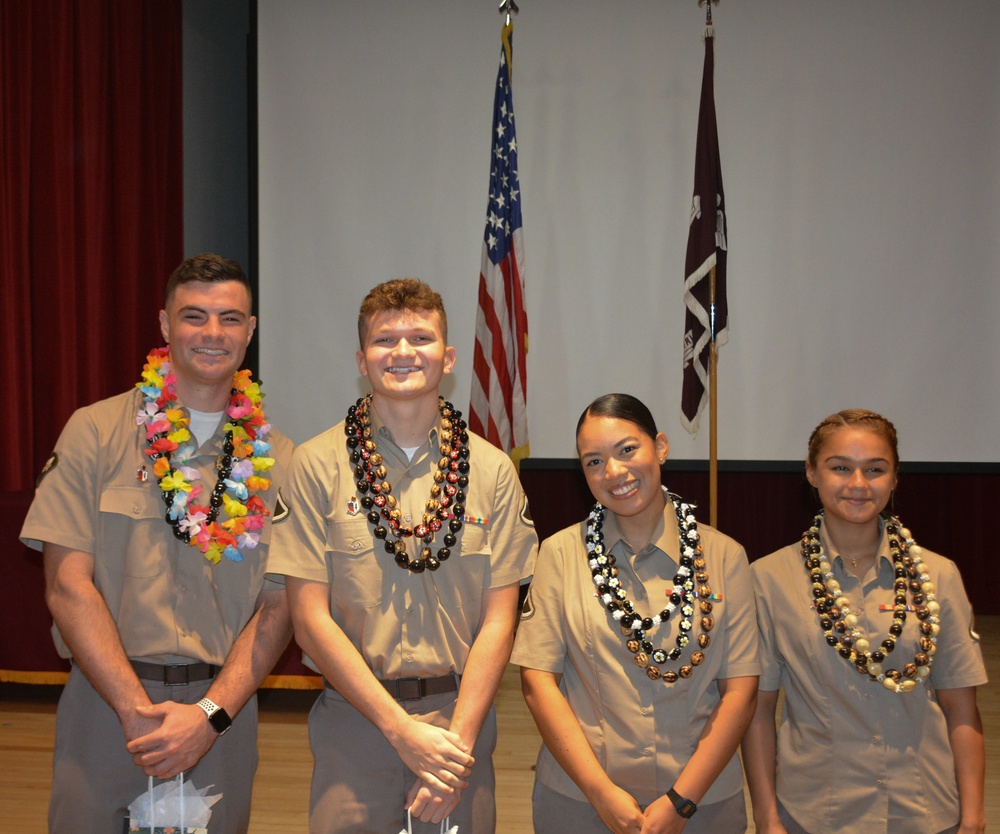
left=269, top=279, right=537, bottom=833
left=20, top=254, right=294, bottom=834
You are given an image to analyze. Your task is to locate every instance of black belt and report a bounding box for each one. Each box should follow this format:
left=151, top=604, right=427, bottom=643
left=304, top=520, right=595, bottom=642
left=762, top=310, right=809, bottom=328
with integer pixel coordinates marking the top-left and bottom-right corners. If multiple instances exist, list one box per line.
left=380, top=674, right=458, bottom=702
left=131, top=660, right=221, bottom=686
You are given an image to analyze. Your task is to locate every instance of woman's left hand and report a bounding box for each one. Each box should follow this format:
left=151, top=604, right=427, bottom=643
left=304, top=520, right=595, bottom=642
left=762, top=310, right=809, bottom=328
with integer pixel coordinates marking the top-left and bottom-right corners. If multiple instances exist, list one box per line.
left=639, top=795, right=689, bottom=834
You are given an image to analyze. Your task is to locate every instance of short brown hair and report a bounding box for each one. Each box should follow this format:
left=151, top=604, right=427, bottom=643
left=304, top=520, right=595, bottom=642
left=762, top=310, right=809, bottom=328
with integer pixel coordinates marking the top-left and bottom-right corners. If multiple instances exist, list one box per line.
left=806, top=409, right=900, bottom=471
left=357, top=278, right=447, bottom=347
left=164, top=254, right=251, bottom=308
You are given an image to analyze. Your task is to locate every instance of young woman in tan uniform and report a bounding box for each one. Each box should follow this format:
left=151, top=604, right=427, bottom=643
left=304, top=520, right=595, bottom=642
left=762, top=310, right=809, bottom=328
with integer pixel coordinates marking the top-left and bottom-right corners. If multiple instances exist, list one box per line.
left=512, top=393, right=759, bottom=834
left=743, top=409, right=987, bottom=834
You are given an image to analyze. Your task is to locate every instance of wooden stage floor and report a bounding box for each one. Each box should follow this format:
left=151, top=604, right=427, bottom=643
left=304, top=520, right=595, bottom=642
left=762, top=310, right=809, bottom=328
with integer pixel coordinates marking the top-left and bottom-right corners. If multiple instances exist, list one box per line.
left=3, top=616, right=999, bottom=832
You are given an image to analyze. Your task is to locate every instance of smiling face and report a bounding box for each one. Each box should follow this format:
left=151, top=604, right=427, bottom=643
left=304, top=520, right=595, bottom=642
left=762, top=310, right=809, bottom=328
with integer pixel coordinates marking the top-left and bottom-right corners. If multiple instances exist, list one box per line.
left=158, top=280, right=256, bottom=400
left=356, top=308, right=456, bottom=403
left=806, top=426, right=898, bottom=530
left=577, top=414, right=669, bottom=528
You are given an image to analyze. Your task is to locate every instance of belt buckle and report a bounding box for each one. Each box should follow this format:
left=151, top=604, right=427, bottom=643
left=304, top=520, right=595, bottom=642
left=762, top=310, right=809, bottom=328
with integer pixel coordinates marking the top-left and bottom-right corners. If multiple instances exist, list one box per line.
left=163, top=663, right=192, bottom=686
left=394, top=677, right=426, bottom=701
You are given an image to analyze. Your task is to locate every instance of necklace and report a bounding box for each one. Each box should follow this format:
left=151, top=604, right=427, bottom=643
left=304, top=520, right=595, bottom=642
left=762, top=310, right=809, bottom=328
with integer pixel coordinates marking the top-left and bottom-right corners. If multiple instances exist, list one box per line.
left=587, top=493, right=715, bottom=684
left=846, top=553, right=873, bottom=570
left=137, top=347, right=274, bottom=564
left=801, top=511, right=938, bottom=693
left=346, top=394, right=469, bottom=573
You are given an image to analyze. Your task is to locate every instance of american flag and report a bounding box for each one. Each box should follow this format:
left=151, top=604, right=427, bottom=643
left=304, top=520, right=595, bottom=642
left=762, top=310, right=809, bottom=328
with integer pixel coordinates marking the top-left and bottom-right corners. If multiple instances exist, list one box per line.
left=681, top=30, right=728, bottom=435
left=469, top=22, right=529, bottom=464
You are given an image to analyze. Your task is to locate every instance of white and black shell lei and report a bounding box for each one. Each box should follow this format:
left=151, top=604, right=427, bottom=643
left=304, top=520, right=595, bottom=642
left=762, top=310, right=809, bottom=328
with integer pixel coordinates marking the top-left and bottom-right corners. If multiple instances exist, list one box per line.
left=586, top=493, right=715, bottom=683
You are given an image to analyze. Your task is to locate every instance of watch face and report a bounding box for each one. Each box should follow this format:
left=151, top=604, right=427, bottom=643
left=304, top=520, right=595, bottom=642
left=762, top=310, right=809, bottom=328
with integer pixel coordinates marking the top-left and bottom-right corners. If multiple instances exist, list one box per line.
left=668, top=788, right=697, bottom=819
left=678, top=799, right=697, bottom=819
left=208, top=707, right=232, bottom=735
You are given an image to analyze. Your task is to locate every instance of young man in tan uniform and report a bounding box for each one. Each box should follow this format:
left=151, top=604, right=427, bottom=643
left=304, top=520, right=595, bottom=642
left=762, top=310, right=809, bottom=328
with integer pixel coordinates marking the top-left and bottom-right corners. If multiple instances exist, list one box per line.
left=269, top=279, right=537, bottom=833
left=20, top=254, right=294, bottom=834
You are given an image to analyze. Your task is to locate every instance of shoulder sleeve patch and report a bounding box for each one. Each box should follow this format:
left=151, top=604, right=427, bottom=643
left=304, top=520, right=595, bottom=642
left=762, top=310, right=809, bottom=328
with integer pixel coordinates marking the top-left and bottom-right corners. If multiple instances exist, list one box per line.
left=272, top=488, right=290, bottom=523
left=520, top=586, right=535, bottom=620
left=36, top=453, right=58, bottom=487
left=520, top=495, right=534, bottom=527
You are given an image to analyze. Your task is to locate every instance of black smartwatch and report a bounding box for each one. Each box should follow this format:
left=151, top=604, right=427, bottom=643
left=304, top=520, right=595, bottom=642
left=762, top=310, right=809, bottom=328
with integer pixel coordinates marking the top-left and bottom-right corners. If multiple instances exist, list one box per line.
left=666, top=787, right=697, bottom=819
left=196, top=698, right=232, bottom=736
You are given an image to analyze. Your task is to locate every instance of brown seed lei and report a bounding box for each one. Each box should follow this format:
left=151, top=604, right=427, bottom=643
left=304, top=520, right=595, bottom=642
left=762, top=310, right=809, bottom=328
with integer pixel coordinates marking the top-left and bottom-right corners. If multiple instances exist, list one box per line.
left=801, top=511, right=938, bottom=693
left=587, top=493, right=715, bottom=684
left=346, top=394, right=469, bottom=573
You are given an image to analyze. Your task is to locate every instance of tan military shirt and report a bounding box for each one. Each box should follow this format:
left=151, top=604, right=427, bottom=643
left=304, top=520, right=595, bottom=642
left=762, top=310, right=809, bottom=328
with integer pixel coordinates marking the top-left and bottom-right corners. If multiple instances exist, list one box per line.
left=511, top=493, right=759, bottom=807
left=268, top=407, right=538, bottom=679
left=751, top=522, right=988, bottom=833
left=20, top=388, right=294, bottom=665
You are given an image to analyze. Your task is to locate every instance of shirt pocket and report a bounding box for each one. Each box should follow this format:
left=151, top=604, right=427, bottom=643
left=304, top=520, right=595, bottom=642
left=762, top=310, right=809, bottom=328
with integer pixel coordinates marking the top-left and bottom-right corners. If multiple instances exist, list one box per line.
left=327, top=516, right=382, bottom=608
left=456, top=520, right=491, bottom=561
left=435, top=521, right=493, bottom=611
left=99, top=484, right=168, bottom=578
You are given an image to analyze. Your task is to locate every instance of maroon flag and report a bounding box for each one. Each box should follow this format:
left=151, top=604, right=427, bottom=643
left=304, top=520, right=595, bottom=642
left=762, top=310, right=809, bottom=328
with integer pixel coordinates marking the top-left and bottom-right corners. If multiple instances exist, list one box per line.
left=681, top=31, right=728, bottom=435
left=470, top=22, right=529, bottom=464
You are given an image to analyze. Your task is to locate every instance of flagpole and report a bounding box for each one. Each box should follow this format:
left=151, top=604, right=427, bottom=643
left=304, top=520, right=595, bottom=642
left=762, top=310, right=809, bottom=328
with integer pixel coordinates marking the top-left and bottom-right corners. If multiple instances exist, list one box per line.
left=472, top=0, right=530, bottom=467
left=709, top=266, right=718, bottom=528
left=683, top=0, right=726, bottom=521
left=701, top=0, right=720, bottom=528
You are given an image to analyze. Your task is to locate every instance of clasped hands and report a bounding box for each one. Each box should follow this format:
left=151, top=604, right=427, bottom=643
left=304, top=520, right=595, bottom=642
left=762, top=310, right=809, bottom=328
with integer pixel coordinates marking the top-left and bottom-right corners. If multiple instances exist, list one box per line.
left=124, top=701, right=218, bottom=779
left=392, top=720, right=474, bottom=824
left=594, top=783, right=694, bottom=834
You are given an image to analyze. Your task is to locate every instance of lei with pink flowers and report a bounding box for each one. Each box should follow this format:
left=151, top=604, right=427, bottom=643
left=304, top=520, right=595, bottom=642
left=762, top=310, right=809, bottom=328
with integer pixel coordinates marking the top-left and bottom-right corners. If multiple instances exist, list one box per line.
left=136, top=347, right=274, bottom=564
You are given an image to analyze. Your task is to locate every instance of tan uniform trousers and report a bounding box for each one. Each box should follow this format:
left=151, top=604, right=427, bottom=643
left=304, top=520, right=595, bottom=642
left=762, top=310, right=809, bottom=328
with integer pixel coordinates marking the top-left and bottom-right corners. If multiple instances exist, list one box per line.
left=308, top=686, right=498, bottom=834
left=51, top=664, right=258, bottom=834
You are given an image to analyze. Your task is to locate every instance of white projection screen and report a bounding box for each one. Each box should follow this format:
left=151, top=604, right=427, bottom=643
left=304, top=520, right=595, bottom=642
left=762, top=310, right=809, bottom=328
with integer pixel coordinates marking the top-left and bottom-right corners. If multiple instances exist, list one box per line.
left=257, top=0, right=1000, bottom=463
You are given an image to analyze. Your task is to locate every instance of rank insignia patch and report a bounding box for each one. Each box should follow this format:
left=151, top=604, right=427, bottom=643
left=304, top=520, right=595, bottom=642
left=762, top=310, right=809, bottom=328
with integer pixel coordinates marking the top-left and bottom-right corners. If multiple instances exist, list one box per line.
left=37, top=453, right=58, bottom=487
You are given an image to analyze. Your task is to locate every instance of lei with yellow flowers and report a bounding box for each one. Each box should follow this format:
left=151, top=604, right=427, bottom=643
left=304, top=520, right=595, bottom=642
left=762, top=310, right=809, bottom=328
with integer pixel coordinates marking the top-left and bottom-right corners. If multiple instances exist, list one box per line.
left=136, top=347, right=274, bottom=564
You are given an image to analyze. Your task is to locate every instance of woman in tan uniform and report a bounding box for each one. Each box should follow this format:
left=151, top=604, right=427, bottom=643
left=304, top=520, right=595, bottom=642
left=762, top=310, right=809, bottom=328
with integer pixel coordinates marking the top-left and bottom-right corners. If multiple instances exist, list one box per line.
left=511, top=393, right=759, bottom=834
left=743, top=409, right=987, bottom=834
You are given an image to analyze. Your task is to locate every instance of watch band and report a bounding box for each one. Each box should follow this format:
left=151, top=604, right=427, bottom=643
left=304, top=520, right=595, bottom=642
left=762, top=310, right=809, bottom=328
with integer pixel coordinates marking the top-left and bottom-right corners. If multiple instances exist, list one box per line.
left=666, top=787, right=698, bottom=819
left=196, top=697, right=232, bottom=736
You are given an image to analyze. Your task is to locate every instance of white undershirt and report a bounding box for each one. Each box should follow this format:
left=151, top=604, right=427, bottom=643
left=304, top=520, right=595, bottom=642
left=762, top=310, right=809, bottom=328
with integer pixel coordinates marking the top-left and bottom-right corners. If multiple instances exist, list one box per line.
left=188, top=408, right=225, bottom=449
left=399, top=445, right=421, bottom=462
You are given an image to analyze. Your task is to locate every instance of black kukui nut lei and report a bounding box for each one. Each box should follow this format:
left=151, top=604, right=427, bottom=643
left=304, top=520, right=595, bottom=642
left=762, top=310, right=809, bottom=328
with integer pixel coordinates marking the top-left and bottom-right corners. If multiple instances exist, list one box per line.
left=346, top=394, right=469, bottom=573
left=148, top=390, right=240, bottom=544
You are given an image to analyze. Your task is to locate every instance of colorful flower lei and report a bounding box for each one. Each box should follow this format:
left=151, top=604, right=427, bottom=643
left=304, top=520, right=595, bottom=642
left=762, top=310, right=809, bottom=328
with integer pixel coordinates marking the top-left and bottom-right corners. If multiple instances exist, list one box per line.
left=136, top=347, right=274, bottom=565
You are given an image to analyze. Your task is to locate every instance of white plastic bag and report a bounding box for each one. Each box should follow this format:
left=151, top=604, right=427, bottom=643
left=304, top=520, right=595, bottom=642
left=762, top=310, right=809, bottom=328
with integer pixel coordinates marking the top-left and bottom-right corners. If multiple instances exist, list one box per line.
left=126, top=772, right=221, bottom=833
left=397, top=809, right=457, bottom=834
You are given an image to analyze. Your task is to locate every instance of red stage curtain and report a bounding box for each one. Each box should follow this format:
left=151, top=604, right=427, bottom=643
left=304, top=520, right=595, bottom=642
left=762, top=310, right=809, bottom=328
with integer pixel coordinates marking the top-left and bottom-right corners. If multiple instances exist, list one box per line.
left=517, top=465, right=998, bottom=617
left=2, top=0, right=183, bottom=677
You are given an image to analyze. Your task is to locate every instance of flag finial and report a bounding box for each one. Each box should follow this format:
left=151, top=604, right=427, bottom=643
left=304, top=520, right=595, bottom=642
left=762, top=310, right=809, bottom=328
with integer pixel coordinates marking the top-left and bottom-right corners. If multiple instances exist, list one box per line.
left=698, top=0, right=718, bottom=29
left=499, top=0, right=519, bottom=24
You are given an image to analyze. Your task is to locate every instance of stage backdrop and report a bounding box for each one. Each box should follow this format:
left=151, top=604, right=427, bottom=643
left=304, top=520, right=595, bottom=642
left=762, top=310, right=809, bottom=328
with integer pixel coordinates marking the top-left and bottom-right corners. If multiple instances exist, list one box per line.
left=256, top=0, right=999, bottom=465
